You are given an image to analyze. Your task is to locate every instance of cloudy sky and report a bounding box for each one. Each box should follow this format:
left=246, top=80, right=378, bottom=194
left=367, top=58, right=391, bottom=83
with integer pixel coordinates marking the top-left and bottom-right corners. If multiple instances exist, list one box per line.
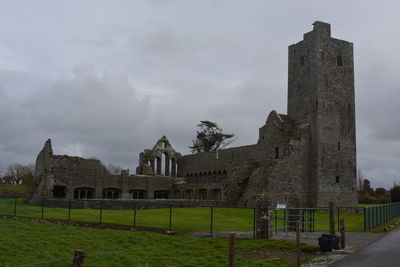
left=0, top=0, right=399, bottom=189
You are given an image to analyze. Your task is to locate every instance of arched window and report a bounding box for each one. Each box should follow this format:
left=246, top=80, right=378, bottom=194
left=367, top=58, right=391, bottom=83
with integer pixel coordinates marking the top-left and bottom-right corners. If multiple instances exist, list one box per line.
left=130, top=190, right=146, bottom=199
left=103, top=188, right=120, bottom=199
left=74, top=188, right=94, bottom=200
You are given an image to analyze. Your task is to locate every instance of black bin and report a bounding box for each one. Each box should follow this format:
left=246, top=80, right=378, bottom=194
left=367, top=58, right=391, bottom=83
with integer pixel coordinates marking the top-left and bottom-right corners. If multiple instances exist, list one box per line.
left=318, top=234, right=340, bottom=252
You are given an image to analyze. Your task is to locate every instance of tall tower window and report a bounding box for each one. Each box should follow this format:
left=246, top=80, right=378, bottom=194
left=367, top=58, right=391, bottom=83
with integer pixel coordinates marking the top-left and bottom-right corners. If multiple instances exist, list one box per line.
left=275, top=147, right=280, bottom=159
left=337, top=142, right=341, bottom=151
left=300, top=56, right=305, bottom=66
left=336, top=176, right=340, bottom=183
left=337, top=55, right=343, bottom=66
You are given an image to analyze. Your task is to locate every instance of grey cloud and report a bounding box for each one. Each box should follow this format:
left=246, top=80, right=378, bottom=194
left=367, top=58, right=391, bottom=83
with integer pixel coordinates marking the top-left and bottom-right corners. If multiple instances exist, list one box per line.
left=1, top=0, right=400, bottom=189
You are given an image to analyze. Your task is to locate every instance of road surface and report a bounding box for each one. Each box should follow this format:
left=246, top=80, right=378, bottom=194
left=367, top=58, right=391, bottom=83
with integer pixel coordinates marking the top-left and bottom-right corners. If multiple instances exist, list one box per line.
left=331, top=228, right=400, bottom=267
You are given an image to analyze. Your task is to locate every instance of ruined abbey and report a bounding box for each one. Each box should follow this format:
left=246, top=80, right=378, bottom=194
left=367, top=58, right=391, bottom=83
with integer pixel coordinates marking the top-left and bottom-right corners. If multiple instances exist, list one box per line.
left=32, top=21, right=358, bottom=207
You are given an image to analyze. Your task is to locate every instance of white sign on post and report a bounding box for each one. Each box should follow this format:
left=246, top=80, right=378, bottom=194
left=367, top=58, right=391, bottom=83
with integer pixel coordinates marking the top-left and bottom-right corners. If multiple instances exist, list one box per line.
left=276, top=203, right=287, bottom=209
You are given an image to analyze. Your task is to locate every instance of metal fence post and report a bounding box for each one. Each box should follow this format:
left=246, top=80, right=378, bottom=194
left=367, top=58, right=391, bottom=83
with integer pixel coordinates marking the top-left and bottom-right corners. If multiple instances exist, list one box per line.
left=68, top=199, right=71, bottom=221
left=133, top=203, right=137, bottom=227
left=99, top=200, right=103, bottom=224
left=41, top=197, right=44, bottom=219
left=253, top=208, right=256, bottom=238
left=169, top=204, right=172, bottom=231
left=14, top=196, right=17, bottom=216
left=210, top=206, right=213, bottom=237
left=283, top=209, right=286, bottom=232
left=311, top=210, right=315, bottom=232
left=363, top=207, right=367, bottom=231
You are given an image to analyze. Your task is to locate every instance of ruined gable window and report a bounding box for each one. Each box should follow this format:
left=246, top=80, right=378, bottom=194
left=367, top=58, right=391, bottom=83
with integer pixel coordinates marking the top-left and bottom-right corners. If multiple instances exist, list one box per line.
left=300, top=56, right=305, bottom=66
left=336, top=176, right=340, bottom=183
left=275, top=147, right=280, bottom=159
left=337, top=142, right=341, bottom=151
left=321, top=52, right=325, bottom=59
left=337, top=55, right=343, bottom=66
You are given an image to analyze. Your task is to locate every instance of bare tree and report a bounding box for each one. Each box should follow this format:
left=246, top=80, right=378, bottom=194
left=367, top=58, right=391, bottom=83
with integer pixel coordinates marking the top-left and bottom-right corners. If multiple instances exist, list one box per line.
left=4, top=163, right=34, bottom=185
left=189, top=120, right=235, bottom=153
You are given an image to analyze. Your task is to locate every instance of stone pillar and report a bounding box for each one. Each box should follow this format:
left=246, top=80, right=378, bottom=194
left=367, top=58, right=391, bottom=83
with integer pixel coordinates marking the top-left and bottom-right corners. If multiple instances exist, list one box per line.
left=255, top=193, right=272, bottom=239
left=156, top=157, right=161, bottom=175
left=171, top=159, right=176, bottom=177
left=150, top=159, right=155, bottom=174
left=165, top=154, right=170, bottom=176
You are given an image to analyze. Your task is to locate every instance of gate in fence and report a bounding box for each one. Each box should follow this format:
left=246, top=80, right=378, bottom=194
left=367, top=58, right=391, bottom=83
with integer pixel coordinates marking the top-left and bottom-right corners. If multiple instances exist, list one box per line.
left=270, top=207, right=331, bottom=240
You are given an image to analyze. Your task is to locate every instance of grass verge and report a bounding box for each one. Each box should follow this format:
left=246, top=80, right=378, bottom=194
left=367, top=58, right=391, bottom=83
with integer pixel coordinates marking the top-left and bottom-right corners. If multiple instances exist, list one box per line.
left=0, top=196, right=367, bottom=233
left=0, top=217, right=318, bottom=266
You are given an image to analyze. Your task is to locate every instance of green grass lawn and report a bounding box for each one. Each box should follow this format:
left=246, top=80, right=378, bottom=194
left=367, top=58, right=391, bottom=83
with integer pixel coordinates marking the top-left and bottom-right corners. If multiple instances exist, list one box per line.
left=0, top=218, right=318, bottom=266
left=0, top=197, right=255, bottom=233
left=0, top=196, right=367, bottom=233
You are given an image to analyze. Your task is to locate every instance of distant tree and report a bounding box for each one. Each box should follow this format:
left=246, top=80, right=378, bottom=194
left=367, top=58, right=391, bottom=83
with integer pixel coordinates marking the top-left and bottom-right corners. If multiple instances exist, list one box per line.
left=362, top=179, right=375, bottom=195
left=357, top=169, right=365, bottom=192
left=4, top=163, right=34, bottom=185
left=107, top=163, right=122, bottom=174
left=189, top=120, right=235, bottom=153
left=375, top=188, right=386, bottom=195
left=391, top=185, right=400, bottom=203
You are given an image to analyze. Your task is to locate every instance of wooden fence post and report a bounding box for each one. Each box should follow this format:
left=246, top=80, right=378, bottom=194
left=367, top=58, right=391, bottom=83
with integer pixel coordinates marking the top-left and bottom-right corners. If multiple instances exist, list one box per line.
left=296, top=219, right=301, bottom=267
left=340, top=218, right=345, bottom=249
left=72, top=249, right=85, bottom=267
left=228, top=233, right=235, bottom=267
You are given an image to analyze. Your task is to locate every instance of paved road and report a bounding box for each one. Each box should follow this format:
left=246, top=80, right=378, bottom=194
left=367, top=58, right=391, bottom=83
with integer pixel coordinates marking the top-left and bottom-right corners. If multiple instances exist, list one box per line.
left=331, top=228, right=400, bottom=267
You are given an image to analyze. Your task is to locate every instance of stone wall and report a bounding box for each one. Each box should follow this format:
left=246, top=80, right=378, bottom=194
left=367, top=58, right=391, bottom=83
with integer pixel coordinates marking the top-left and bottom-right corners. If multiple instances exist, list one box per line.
left=31, top=197, right=230, bottom=210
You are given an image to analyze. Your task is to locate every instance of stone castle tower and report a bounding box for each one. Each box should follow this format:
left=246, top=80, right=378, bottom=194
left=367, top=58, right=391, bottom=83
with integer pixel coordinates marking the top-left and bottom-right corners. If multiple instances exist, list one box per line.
left=288, top=21, right=357, bottom=206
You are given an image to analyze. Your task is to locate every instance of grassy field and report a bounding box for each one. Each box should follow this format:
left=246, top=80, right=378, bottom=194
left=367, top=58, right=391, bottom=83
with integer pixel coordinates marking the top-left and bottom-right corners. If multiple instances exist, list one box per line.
left=0, top=197, right=255, bottom=233
left=0, top=218, right=318, bottom=266
left=0, top=184, right=27, bottom=195
left=0, top=196, right=367, bottom=233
